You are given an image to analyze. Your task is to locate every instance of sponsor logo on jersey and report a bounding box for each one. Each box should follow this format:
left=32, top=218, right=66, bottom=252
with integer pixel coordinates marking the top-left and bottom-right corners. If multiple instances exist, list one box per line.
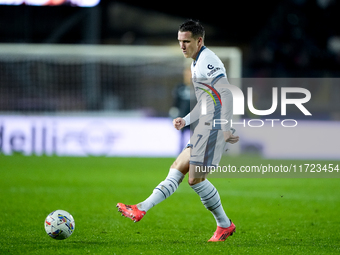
left=207, top=67, right=221, bottom=77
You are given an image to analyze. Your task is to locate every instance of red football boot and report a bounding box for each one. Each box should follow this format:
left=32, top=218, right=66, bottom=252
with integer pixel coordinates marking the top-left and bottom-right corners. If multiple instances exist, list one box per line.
left=116, top=203, right=146, bottom=223
left=208, top=221, right=236, bottom=242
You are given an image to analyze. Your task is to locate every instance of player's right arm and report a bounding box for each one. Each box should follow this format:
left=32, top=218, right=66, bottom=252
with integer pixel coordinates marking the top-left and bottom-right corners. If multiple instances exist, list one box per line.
left=173, top=101, right=200, bottom=130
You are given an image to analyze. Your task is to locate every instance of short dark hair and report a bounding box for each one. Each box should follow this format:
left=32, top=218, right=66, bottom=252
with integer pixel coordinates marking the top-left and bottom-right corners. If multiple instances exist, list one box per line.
left=179, top=19, right=205, bottom=40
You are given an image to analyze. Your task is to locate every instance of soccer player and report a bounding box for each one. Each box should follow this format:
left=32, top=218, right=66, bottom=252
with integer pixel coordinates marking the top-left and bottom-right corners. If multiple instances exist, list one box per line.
left=117, top=20, right=239, bottom=242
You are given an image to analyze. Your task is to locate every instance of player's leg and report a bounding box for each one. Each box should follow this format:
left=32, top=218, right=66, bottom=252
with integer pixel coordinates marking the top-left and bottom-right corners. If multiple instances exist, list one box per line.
left=189, top=164, right=231, bottom=228
left=117, top=148, right=190, bottom=222
left=137, top=148, right=189, bottom=211
left=170, top=146, right=190, bottom=175
left=188, top=129, right=235, bottom=241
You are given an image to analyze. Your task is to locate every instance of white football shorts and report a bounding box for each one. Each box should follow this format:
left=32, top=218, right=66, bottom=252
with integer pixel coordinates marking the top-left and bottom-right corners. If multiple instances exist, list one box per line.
left=187, top=128, right=227, bottom=167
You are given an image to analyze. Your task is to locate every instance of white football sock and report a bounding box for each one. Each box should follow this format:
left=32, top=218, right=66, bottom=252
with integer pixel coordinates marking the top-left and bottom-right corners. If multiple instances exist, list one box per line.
left=191, top=179, right=231, bottom=228
left=137, top=168, right=184, bottom=212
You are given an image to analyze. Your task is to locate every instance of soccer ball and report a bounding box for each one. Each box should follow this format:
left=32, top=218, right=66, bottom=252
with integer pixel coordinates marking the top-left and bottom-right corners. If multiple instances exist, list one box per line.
left=44, top=210, right=75, bottom=240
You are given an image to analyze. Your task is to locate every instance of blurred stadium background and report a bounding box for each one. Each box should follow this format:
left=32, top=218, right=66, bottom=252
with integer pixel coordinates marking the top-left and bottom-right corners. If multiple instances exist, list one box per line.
left=0, top=0, right=340, bottom=158
left=1, top=3, right=339, bottom=254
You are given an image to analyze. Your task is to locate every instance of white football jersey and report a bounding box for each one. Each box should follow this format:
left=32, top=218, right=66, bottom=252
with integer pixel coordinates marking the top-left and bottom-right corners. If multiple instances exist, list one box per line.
left=191, top=46, right=226, bottom=85
left=189, top=46, right=232, bottom=131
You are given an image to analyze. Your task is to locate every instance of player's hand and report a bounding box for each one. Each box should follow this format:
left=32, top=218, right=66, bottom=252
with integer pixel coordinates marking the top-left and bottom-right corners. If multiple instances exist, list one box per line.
left=223, top=130, right=239, bottom=144
left=173, top=117, right=186, bottom=130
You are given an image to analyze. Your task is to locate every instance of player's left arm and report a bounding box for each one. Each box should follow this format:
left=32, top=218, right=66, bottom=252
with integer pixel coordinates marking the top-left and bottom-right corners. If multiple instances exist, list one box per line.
left=214, top=76, right=239, bottom=144
left=200, top=55, right=239, bottom=143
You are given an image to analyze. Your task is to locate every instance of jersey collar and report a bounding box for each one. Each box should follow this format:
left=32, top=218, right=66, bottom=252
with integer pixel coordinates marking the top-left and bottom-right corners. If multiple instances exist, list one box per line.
left=193, top=46, right=206, bottom=66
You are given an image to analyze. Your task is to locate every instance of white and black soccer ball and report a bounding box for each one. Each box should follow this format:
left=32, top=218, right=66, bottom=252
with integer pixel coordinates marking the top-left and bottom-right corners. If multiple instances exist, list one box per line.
left=44, top=210, right=75, bottom=240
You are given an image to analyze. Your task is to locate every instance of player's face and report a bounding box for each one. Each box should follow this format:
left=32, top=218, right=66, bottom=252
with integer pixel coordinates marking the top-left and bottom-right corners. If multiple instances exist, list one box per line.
left=178, top=31, right=203, bottom=60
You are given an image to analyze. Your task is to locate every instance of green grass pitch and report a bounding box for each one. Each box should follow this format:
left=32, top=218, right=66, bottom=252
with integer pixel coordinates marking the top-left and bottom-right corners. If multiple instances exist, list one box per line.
left=0, top=155, right=339, bottom=254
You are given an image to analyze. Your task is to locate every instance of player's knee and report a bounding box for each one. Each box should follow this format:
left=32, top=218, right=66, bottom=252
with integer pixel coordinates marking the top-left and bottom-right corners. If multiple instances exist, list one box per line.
left=171, top=156, right=189, bottom=172
left=188, top=178, right=196, bottom=186
left=170, top=160, right=178, bottom=169
left=188, top=177, right=205, bottom=186
left=171, top=148, right=190, bottom=175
